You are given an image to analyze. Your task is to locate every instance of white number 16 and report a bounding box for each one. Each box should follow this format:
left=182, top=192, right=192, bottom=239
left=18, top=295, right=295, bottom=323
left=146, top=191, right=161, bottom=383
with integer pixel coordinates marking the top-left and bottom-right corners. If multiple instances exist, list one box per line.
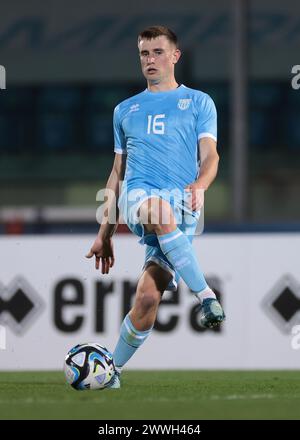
left=147, top=114, right=165, bottom=134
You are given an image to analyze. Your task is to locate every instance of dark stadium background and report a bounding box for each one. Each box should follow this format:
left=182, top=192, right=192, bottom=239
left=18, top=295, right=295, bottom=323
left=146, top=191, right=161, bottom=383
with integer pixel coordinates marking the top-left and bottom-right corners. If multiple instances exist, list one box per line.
left=1, top=0, right=299, bottom=233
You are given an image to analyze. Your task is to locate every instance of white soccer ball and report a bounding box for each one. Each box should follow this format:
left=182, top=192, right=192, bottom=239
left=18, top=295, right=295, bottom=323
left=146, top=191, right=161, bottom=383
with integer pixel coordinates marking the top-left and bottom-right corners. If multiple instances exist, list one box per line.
left=63, top=342, right=115, bottom=390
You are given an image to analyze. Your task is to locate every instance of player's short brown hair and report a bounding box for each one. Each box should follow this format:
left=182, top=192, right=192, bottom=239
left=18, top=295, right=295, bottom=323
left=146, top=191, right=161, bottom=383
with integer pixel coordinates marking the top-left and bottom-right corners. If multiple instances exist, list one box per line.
left=138, top=25, right=178, bottom=47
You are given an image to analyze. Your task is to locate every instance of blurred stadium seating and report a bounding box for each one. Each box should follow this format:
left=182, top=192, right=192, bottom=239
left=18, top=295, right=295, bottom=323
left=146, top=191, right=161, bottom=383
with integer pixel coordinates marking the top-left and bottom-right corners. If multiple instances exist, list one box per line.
left=0, top=81, right=299, bottom=233
left=0, top=0, right=300, bottom=234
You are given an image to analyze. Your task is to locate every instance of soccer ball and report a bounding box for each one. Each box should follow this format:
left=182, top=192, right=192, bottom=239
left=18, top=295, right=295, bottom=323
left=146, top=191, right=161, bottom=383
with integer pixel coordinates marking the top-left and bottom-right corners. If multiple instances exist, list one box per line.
left=63, top=343, right=115, bottom=390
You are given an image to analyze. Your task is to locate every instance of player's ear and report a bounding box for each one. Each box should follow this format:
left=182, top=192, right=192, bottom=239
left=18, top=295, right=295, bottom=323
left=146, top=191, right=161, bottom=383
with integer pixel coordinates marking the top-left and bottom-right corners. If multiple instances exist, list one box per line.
left=173, top=48, right=181, bottom=64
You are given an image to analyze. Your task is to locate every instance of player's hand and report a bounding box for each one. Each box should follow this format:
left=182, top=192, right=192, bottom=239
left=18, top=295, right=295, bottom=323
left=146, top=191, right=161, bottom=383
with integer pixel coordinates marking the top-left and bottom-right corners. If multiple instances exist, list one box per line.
left=85, top=236, right=115, bottom=274
left=184, top=183, right=205, bottom=211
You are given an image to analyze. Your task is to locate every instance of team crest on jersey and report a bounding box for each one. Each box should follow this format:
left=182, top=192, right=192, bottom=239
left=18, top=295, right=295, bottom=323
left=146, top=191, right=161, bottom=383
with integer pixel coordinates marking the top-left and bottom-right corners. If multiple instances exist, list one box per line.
left=177, top=99, right=191, bottom=110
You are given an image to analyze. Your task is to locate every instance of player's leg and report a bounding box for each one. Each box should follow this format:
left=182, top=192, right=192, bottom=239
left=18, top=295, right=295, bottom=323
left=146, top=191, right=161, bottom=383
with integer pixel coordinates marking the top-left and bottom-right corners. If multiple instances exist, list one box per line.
left=109, top=263, right=172, bottom=388
left=139, top=197, right=225, bottom=327
left=129, top=261, right=172, bottom=329
left=139, top=197, right=210, bottom=294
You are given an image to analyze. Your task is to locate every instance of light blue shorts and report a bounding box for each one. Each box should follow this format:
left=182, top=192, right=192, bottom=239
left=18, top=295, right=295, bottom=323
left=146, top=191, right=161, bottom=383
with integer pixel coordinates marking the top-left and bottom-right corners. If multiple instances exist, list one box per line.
left=118, top=187, right=200, bottom=291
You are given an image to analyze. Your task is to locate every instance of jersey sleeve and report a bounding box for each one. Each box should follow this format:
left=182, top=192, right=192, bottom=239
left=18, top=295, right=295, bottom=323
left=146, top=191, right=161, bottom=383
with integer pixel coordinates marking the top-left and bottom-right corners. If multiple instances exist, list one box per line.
left=113, top=105, right=127, bottom=154
left=196, top=93, right=217, bottom=142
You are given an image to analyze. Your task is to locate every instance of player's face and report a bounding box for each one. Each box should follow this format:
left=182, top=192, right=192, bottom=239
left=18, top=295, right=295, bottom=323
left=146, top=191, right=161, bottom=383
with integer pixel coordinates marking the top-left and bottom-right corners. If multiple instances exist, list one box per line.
left=138, top=36, right=181, bottom=84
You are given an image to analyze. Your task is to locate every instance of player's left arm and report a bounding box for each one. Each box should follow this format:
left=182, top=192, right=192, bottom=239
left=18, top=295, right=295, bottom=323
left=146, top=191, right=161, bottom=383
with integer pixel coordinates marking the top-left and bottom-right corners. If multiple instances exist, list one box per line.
left=185, top=137, right=219, bottom=211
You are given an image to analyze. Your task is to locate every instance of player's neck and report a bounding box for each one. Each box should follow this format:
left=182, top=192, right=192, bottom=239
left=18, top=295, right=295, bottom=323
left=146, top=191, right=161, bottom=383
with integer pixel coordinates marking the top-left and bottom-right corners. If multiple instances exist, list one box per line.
left=147, top=79, right=179, bottom=93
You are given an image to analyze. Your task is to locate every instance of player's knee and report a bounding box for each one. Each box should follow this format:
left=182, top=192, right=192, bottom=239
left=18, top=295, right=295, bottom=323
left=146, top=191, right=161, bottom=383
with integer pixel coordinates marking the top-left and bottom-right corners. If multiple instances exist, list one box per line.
left=139, top=198, right=175, bottom=234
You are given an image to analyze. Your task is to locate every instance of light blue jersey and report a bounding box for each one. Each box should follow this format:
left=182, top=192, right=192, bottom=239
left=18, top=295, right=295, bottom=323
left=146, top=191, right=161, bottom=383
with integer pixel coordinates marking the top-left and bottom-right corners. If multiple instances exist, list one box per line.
left=113, top=84, right=217, bottom=290
left=113, top=84, right=217, bottom=194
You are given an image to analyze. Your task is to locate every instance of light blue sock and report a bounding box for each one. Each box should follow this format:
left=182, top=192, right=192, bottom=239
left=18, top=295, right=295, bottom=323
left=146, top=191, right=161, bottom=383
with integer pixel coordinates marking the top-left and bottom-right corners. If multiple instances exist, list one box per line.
left=158, top=227, right=208, bottom=293
left=113, top=314, right=153, bottom=369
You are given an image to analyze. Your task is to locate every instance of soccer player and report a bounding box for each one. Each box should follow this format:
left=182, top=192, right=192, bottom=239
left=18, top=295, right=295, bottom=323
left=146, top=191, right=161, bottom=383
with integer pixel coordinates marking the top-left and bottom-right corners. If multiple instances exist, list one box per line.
left=86, top=25, right=225, bottom=388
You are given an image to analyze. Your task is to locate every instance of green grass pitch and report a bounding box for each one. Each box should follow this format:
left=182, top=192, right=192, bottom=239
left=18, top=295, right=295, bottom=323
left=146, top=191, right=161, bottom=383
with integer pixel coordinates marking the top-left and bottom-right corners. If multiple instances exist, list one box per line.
left=0, top=371, right=299, bottom=420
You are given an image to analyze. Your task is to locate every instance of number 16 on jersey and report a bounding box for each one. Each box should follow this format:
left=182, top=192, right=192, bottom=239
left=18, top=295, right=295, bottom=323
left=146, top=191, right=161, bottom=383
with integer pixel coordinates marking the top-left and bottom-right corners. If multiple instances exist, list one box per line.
left=147, top=114, right=165, bottom=134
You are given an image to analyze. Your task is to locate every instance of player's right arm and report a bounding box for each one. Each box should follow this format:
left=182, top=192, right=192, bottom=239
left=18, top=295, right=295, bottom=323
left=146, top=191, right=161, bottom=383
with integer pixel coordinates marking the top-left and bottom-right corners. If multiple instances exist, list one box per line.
left=86, top=153, right=126, bottom=274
